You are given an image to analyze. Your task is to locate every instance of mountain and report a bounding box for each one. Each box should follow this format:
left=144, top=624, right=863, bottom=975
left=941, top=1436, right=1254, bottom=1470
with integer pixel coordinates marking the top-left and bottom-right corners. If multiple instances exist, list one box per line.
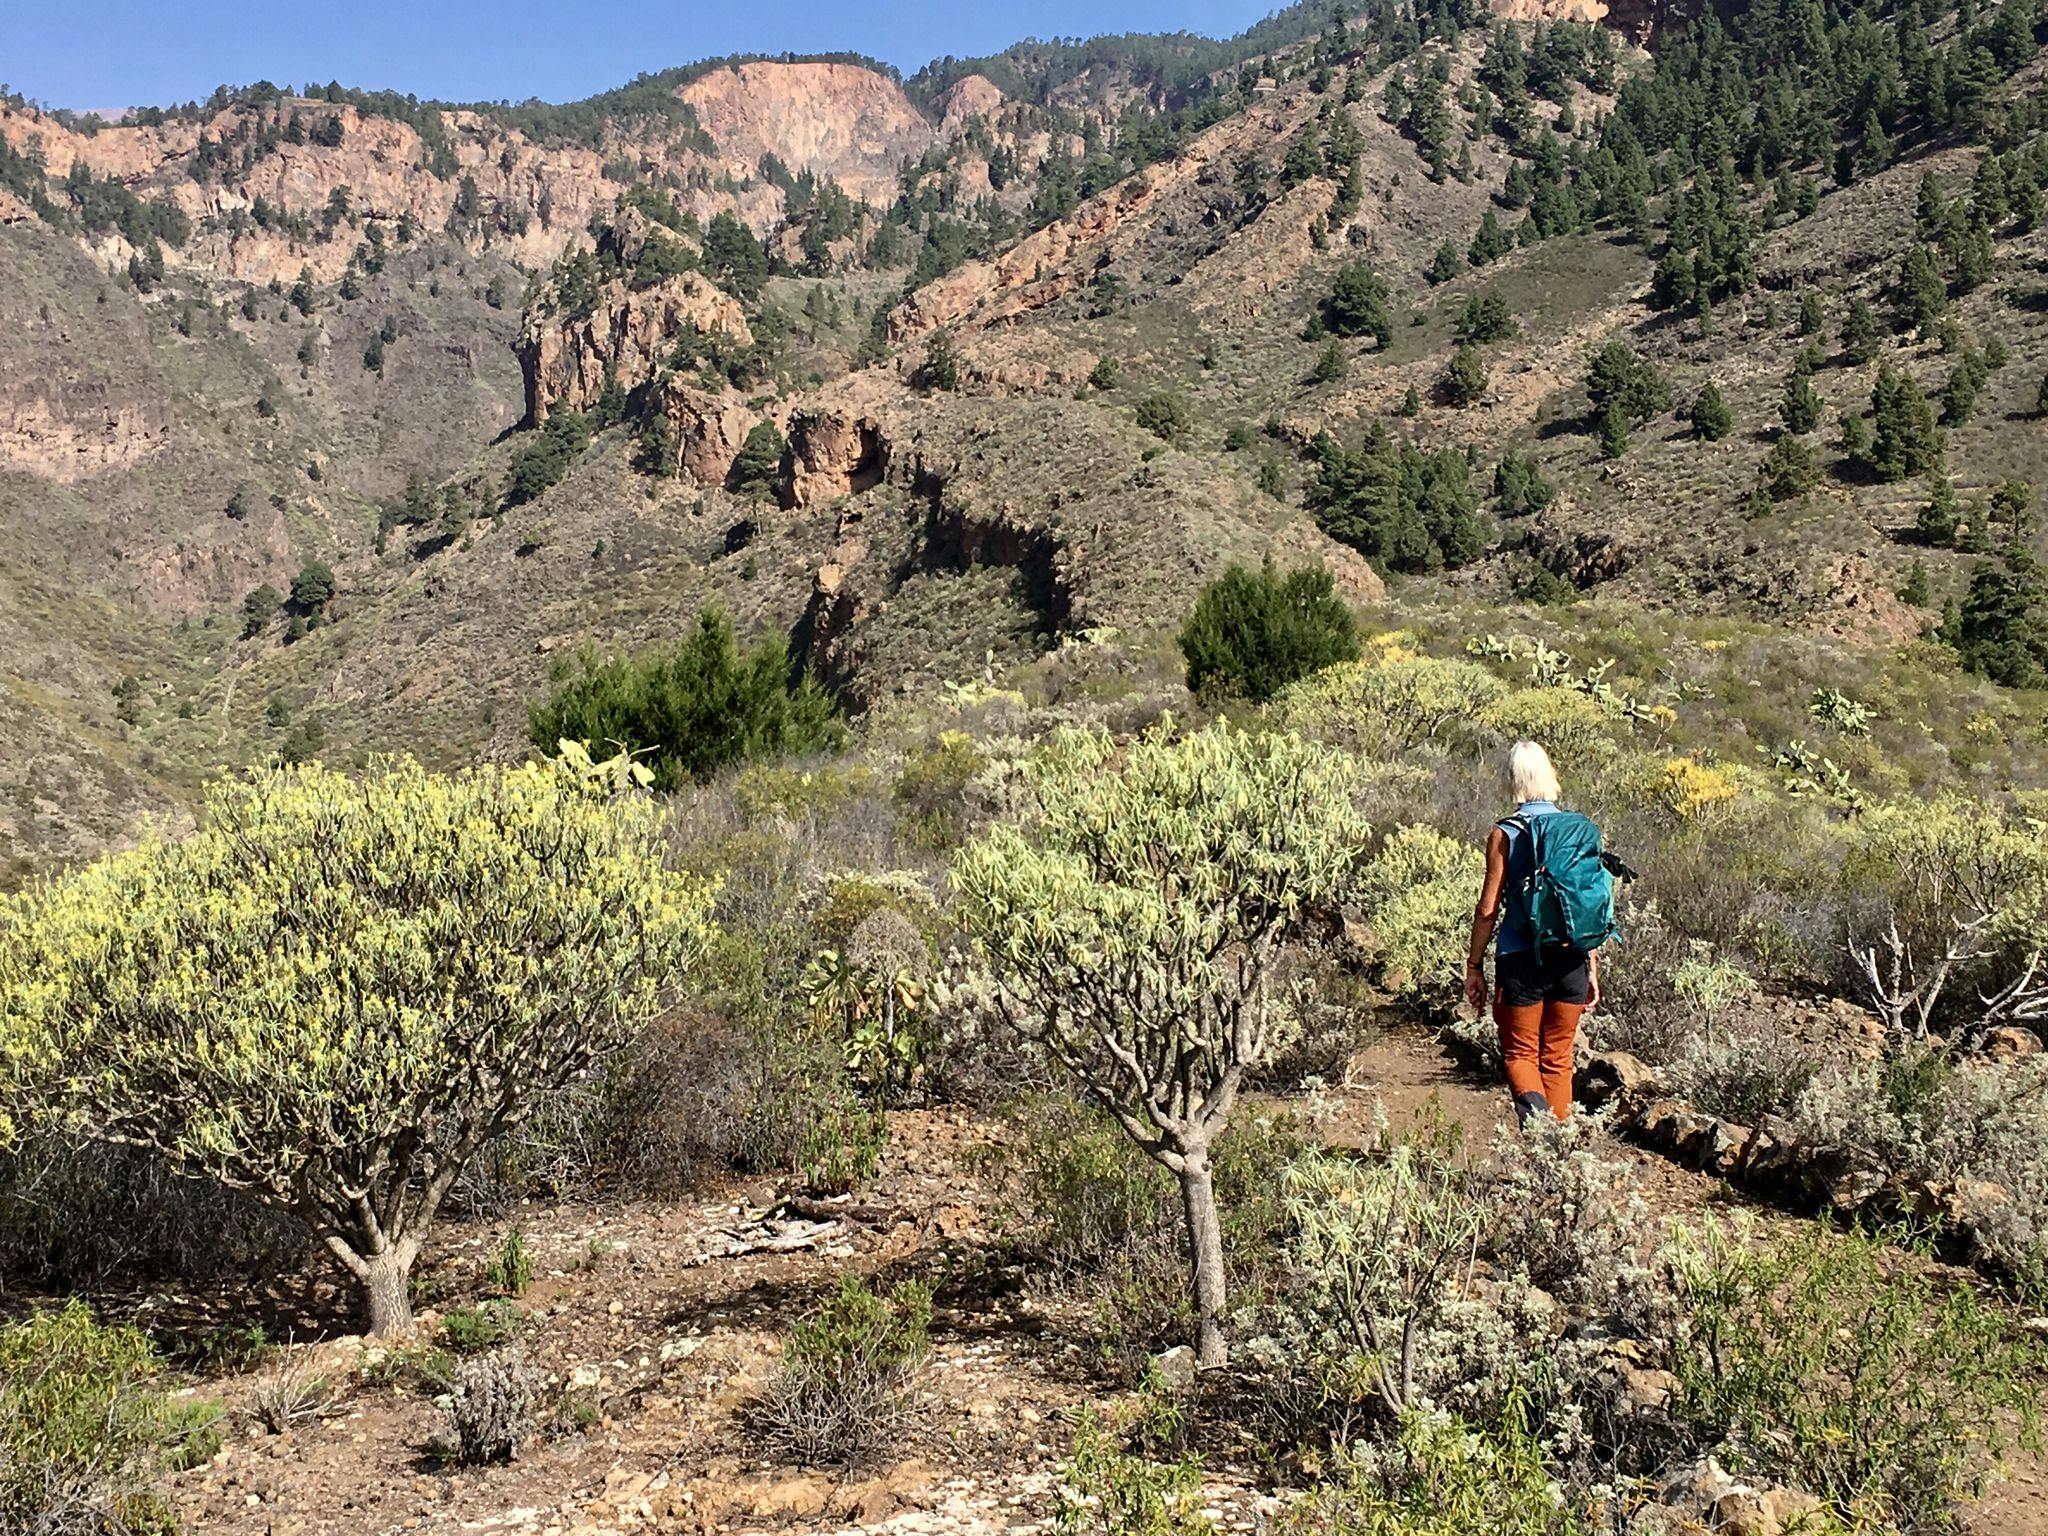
left=0, top=0, right=2044, bottom=877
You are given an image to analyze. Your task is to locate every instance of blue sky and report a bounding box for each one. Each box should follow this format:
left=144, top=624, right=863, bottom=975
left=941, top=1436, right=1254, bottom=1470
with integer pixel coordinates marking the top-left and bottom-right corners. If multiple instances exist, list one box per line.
left=5, top=0, right=1291, bottom=113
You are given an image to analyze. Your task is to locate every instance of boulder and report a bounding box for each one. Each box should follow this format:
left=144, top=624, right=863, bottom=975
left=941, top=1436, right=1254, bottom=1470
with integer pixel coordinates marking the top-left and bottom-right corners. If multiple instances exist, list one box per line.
left=1578, top=1050, right=1665, bottom=1108
left=1981, top=1025, right=2044, bottom=1061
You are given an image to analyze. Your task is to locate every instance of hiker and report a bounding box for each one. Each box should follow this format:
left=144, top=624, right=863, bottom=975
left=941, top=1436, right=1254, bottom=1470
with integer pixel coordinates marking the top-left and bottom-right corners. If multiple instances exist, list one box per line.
left=1462, top=740, right=1617, bottom=1125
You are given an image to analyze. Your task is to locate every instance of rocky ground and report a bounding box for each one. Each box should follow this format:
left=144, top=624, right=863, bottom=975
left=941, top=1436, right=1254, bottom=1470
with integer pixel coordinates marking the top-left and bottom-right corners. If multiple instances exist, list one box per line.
left=134, top=1021, right=2047, bottom=1536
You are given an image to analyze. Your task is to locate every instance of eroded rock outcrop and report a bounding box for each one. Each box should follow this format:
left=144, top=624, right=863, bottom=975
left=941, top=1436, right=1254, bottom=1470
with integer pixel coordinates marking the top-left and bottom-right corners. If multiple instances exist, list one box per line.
left=516, top=211, right=753, bottom=427
left=0, top=383, right=170, bottom=481
left=645, top=380, right=758, bottom=484
left=517, top=271, right=750, bottom=427
left=679, top=62, right=937, bottom=207
left=785, top=408, right=889, bottom=507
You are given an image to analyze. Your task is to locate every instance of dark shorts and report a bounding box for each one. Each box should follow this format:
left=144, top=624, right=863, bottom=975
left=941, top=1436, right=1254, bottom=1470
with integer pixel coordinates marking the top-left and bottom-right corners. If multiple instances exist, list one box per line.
left=1496, top=947, right=1591, bottom=1008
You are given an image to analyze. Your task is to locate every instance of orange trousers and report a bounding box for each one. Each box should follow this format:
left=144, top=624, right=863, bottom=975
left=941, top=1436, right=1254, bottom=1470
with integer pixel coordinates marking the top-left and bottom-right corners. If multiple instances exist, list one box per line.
left=1495, top=996, right=1584, bottom=1121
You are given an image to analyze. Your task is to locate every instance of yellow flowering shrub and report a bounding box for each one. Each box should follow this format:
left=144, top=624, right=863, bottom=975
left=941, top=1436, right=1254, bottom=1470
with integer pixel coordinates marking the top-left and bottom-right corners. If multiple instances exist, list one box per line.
left=1479, top=687, right=1612, bottom=761
left=1654, top=757, right=1743, bottom=821
left=1354, top=825, right=1483, bottom=1000
left=0, top=757, right=714, bottom=1335
left=1275, top=655, right=1508, bottom=756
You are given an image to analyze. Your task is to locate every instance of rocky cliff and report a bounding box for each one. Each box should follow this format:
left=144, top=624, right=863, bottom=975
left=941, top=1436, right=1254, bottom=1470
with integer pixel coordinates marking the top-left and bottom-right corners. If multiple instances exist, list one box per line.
left=678, top=62, right=937, bottom=207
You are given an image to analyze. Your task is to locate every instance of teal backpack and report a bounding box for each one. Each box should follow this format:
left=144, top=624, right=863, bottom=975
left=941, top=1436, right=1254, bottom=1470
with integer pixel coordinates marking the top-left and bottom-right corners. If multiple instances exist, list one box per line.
left=1503, top=810, right=1621, bottom=960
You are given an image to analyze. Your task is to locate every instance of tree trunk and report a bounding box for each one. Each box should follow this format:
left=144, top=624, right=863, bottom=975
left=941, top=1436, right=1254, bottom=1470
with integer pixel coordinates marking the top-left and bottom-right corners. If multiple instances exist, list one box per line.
left=1179, top=1152, right=1229, bottom=1369
left=361, top=1246, right=417, bottom=1339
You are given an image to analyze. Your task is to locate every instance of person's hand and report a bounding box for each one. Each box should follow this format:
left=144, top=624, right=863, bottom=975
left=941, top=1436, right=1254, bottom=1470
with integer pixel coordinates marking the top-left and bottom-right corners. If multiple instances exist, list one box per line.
left=1585, top=960, right=1601, bottom=1014
left=1463, top=961, right=1487, bottom=1015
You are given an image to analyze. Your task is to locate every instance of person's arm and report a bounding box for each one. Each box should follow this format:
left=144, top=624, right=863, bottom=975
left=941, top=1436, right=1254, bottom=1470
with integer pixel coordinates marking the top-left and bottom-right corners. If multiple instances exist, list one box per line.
left=1464, top=827, right=1508, bottom=1013
left=1585, top=949, right=1600, bottom=1013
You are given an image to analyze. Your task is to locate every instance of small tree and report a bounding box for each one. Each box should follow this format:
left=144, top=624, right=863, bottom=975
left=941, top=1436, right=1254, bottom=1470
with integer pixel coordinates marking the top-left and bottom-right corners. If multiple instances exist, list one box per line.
left=1918, top=476, right=1961, bottom=545
left=952, top=721, right=1367, bottom=1366
left=1597, top=400, right=1631, bottom=459
left=1762, top=434, right=1819, bottom=499
left=1453, top=291, right=1516, bottom=344
left=1690, top=382, right=1733, bottom=441
left=0, top=758, right=712, bottom=1335
left=1780, top=369, right=1823, bottom=434
left=241, top=583, right=281, bottom=638
left=289, top=561, right=335, bottom=616
left=1310, top=339, right=1348, bottom=384
left=1325, top=261, right=1395, bottom=347
left=1441, top=343, right=1489, bottom=407
left=528, top=607, right=841, bottom=790
left=729, top=419, right=787, bottom=499
left=1134, top=392, right=1191, bottom=442
left=913, top=331, right=960, bottom=392
left=1177, top=559, right=1359, bottom=702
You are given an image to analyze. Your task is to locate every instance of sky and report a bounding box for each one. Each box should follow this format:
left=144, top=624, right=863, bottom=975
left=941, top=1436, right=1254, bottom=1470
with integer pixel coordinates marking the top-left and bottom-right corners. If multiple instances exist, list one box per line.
left=4, top=0, right=1290, bottom=113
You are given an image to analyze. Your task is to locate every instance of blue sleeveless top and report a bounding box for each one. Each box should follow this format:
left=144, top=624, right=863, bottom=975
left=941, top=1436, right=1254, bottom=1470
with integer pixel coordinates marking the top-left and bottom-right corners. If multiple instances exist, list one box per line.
left=1494, top=799, right=1559, bottom=957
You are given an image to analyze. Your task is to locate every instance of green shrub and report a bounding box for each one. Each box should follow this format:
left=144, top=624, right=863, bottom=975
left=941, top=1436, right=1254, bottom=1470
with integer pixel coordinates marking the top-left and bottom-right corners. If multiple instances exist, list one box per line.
left=1177, top=560, right=1359, bottom=703
left=757, top=1275, right=932, bottom=1466
left=528, top=607, right=842, bottom=790
left=1273, top=1402, right=1594, bottom=1536
left=1053, top=1399, right=1215, bottom=1536
left=893, top=730, right=987, bottom=848
left=1353, top=825, right=1482, bottom=1003
left=441, top=1301, right=525, bottom=1355
left=798, top=1094, right=888, bottom=1194
left=0, top=1302, right=215, bottom=1534
left=1668, top=1029, right=1819, bottom=1124
left=1273, top=652, right=1507, bottom=755
left=1134, top=392, right=1191, bottom=442
left=0, top=758, right=711, bottom=1337
left=485, top=1227, right=532, bottom=1296
left=1668, top=1220, right=2043, bottom=1530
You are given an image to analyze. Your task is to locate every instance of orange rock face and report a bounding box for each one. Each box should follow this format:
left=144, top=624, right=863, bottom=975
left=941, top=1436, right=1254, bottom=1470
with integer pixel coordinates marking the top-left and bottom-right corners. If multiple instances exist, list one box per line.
left=518, top=272, right=751, bottom=427
left=679, top=62, right=937, bottom=208
left=649, top=380, right=758, bottom=485
left=785, top=409, right=889, bottom=508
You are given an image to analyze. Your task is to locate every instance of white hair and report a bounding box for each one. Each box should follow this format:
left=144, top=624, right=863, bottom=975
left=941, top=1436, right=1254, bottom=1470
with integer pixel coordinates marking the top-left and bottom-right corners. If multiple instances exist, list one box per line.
left=1507, top=740, right=1561, bottom=805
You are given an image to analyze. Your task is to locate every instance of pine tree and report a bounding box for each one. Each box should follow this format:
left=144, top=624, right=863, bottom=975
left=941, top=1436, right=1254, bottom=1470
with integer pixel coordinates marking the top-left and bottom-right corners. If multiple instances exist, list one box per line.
left=1762, top=434, right=1818, bottom=499
left=1942, top=348, right=1988, bottom=426
left=288, top=266, right=316, bottom=316
left=1597, top=400, right=1631, bottom=459
left=1324, top=262, right=1395, bottom=347
left=1797, top=291, right=1825, bottom=336
left=1441, top=343, right=1489, bottom=407
left=1426, top=240, right=1464, bottom=284
left=1898, top=559, right=1932, bottom=607
left=1690, top=382, right=1733, bottom=441
left=1398, top=383, right=1422, bottom=417
left=1869, top=368, right=1945, bottom=482
left=1841, top=298, right=1879, bottom=365
left=1468, top=210, right=1511, bottom=267
left=1893, top=246, right=1949, bottom=336
left=2038, top=371, right=2048, bottom=419
left=1311, top=340, right=1348, bottom=384
left=1780, top=369, right=1823, bottom=434
left=729, top=420, right=786, bottom=499
left=1280, top=126, right=1325, bottom=187
left=1918, top=475, right=1960, bottom=545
